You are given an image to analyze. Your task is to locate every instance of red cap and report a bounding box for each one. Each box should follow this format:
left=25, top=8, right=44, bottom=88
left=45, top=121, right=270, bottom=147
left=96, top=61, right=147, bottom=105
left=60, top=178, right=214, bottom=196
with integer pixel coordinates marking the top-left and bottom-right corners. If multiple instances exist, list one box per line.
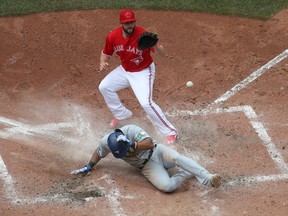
left=120, top=9, right=136, bottom=23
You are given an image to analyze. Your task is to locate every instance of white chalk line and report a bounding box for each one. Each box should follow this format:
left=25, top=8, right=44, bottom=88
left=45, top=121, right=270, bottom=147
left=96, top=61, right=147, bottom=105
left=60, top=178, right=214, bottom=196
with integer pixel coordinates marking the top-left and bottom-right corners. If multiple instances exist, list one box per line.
left=0, top=116, right=78, bottom=204
left=210, top=49, right=288, bottom=106
left=168, top=105, right=288, bottom=184
left=98, top=174, right=138, bottom=216
left=0, top=154, right=71, bottom=204
left=0, top=116, right=78, bottom=143
left=0, top=154, right=19, bottom=201
left=227, top=173, right=288, bottom=187
left=172, top=104, right=287, bottom=216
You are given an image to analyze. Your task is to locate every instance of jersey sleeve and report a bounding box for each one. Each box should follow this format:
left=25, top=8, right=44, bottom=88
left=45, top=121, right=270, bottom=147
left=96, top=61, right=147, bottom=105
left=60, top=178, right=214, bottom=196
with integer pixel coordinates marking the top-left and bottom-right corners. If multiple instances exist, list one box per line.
left=120, top=125, right=150, bottom=143
left=134, top=128, right=150, bottom=142
left=96, top=134, right=111, bottom=158
left=102, top=33, right=114, bottom=56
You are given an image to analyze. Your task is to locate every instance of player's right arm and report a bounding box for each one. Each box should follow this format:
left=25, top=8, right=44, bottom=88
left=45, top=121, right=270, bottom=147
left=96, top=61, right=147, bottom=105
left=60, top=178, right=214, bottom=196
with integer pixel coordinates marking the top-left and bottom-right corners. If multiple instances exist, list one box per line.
left=99, top=52, right=110, bottom=72
left=70, top=150, right=102, bottom=176
left=71, top=136, right=110, bottom=176
left=99, top=32, right=115, bottom=72
left=88, top=150, right=102, bottom=168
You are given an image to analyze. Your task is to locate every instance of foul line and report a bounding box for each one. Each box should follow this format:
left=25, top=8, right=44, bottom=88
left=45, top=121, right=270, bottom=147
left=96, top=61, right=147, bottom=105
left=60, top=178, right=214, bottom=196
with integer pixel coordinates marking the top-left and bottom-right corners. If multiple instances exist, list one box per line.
left=210, top=49, right=288, bottom=106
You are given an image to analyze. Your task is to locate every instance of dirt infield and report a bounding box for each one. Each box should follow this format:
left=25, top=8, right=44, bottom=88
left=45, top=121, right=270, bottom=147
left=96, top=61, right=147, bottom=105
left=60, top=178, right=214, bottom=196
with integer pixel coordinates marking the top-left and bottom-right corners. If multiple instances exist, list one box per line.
left=1, top=9, right=288, bottom=216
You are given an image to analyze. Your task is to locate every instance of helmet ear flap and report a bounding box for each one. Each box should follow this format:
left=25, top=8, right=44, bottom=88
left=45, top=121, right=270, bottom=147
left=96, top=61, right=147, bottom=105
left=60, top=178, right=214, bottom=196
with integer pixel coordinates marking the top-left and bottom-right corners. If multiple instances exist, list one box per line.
left=114, top=128, right=124, bottom=135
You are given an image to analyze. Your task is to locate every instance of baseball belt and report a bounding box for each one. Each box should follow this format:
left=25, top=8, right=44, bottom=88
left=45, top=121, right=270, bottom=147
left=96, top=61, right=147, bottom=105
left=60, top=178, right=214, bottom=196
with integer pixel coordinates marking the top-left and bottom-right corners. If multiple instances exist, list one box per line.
left=139, top=144, right=157, bottom=169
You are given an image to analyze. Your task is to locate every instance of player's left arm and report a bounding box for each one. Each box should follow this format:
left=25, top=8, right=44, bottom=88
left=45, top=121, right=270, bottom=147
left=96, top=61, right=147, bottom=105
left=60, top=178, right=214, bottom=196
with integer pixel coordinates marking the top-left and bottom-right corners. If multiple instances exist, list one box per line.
left=153, top=43, right=165, bottom=57
left=133, top=137, right=154, bottom=150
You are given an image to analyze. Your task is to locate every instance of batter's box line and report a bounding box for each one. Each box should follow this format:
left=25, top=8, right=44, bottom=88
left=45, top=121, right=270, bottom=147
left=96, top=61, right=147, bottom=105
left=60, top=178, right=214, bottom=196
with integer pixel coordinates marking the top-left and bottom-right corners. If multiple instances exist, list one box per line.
left=166, top=105, right=288, bottom=185
left=0, top=154, right=134, bottom=213
left=227, top=173, right=288, bottom=187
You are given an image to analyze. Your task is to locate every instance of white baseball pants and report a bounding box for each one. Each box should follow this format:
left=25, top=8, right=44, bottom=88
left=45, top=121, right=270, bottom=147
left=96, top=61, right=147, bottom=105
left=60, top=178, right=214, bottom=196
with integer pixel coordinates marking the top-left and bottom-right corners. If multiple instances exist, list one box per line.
left=99, top=63, right=177, bottom=136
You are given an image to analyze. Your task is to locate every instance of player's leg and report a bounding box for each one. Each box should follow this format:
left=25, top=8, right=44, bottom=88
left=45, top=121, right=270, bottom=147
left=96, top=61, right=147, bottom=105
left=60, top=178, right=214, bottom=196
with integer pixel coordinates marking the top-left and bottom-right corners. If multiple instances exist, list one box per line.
left=98, top=66, right=132, bottom=121
left=127, top=63, right=177, bottom=140
left=141, top=158, right=190, bottom=193
left=158, top=144, right=218, bottom=187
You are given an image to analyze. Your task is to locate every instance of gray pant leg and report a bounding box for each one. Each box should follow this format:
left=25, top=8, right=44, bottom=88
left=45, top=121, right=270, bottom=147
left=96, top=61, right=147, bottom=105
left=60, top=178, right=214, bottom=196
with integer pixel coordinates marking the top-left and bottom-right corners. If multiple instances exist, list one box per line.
left=141, top=145, right=195, bottom=193
left=141, top=159, right=190, bottom=193
left=159, top=144, right=212, bottom=186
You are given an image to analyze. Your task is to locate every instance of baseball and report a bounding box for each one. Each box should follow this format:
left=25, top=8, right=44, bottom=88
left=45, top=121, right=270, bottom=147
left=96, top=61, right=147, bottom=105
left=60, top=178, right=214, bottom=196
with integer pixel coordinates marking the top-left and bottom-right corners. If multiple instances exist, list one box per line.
left=186, top=81, right=193, bottom=88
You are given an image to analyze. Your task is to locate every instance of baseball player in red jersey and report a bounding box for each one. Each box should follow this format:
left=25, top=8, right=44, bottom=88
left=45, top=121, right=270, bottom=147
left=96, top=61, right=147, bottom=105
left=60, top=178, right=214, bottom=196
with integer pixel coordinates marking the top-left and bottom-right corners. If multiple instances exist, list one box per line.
left=98, top=9, right=178, bottom=146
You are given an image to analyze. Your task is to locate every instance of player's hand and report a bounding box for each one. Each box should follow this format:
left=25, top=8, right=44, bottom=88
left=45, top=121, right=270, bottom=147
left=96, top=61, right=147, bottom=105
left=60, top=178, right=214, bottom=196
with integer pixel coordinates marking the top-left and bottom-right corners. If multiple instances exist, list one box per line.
left=99, top=62, right=109, bottom=72
left=71, top=163, right=92, bottom=176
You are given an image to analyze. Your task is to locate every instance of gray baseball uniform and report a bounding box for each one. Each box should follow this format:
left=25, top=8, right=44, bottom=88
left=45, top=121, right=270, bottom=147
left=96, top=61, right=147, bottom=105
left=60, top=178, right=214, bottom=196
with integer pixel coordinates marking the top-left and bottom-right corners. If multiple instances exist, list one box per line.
left=96, top=124, right=214, bottom=192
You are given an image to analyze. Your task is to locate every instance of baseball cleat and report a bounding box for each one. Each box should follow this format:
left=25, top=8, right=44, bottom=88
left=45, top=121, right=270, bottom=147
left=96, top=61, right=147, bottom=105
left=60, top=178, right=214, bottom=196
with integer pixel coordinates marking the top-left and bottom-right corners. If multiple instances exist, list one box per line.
left=165, top=134, right=178, bottom=145
left=210, top=174, right=222, bottom=188
left=164, top=135, right=179, bottom=150
left=109, top=118, right=119, bottom=128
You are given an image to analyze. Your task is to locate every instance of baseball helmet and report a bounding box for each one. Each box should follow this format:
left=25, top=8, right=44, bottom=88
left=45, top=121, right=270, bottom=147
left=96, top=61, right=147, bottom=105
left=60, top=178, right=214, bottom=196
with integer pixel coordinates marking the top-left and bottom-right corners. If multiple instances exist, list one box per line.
left=107, top=129, right=128, bottom=158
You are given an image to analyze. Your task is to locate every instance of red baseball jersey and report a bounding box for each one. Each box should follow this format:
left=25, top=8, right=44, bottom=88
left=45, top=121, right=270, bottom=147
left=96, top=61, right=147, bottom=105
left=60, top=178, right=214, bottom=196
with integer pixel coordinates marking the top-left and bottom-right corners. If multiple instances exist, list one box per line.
left=102, top=26, right=155, bottom=72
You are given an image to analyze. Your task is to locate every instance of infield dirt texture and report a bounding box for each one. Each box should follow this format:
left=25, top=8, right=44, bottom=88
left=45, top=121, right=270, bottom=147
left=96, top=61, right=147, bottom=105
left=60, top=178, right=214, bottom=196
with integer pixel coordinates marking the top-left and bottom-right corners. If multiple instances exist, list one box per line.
left=0, top=9, right=288, bottom=216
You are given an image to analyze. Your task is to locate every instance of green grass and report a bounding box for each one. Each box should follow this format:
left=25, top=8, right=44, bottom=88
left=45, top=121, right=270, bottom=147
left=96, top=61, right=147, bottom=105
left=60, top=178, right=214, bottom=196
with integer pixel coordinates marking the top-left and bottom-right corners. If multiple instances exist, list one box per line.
left=0, top=0, right=287, bottom=19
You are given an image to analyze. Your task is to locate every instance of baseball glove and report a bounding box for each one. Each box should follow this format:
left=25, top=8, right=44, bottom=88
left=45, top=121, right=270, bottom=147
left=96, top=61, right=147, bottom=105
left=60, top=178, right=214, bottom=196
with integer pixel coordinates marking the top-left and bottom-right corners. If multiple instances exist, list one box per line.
left=138, top=32, right=159, bottom=50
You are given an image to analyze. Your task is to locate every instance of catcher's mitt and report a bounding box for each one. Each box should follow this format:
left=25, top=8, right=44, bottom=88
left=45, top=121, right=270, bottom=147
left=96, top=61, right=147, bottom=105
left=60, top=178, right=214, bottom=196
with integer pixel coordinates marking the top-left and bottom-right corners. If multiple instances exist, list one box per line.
left=138, top=32, right=159, bottom=50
